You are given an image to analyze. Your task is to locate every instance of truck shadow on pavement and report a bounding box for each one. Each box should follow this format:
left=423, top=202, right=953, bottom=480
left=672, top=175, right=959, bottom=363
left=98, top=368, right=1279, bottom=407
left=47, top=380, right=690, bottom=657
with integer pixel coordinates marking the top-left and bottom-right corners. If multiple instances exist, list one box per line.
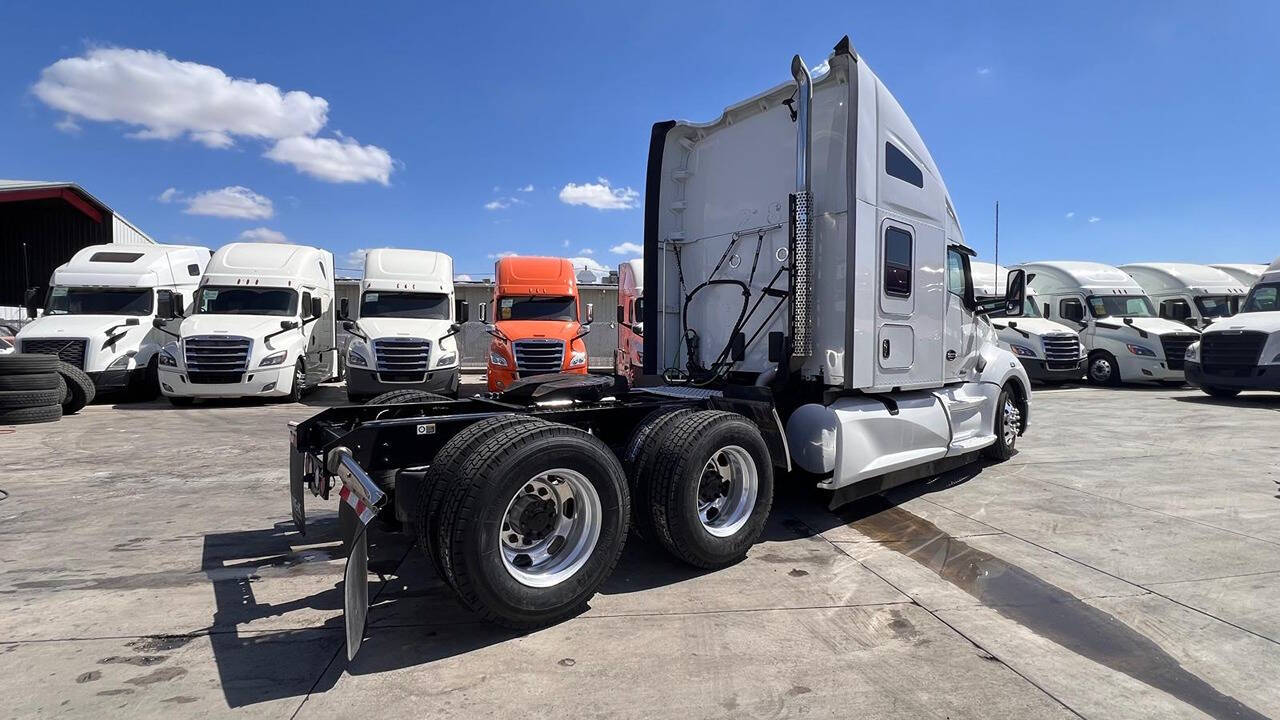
left=1173, top=393, right=1280, bottom=410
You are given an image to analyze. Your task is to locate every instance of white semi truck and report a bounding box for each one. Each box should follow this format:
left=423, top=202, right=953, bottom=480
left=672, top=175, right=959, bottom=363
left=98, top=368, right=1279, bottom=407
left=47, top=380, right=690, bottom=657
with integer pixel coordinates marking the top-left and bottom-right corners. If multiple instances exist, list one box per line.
left=971, top=261, right=1084, bottom=383
left=1017, top=261, right=1200, bottom=386
left=1119, top=263, right=1248, bottom=330
left=16, top=243, right=211, bottom=398
left=1185, top=256, right=1280, bottom=397
left=160, top=242, right=337, bottom=405
left=1209, top=264, right=1267, bottom=288
left=340, top=249, right=465, bottom=401
left=614, top=258, right=643, bottom=382
left=288, top=36, right=1032, bottom=658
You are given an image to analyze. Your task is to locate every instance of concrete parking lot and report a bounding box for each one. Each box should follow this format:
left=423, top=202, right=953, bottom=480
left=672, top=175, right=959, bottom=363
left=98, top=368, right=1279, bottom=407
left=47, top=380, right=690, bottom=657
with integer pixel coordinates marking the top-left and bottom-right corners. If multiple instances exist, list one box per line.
left=1, top=381, right=1278, bottom=719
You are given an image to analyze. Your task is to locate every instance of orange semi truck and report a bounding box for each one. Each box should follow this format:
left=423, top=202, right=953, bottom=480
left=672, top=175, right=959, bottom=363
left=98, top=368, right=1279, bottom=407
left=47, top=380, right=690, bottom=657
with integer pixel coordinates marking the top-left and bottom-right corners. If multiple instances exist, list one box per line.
left=482, top=256, right=593, bottom=391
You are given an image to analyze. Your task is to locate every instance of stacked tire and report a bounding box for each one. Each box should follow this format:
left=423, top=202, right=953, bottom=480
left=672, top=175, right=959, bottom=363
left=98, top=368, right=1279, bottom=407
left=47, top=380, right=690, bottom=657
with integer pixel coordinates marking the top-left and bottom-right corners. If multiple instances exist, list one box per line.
left=0, top=354, right=63, bottom=426
left=56, top=361, right=96, bottom=415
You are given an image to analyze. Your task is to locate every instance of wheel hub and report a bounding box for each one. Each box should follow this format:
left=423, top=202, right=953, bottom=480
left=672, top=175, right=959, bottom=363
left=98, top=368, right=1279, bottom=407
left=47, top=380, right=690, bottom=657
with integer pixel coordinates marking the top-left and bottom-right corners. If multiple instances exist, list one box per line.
left=508, top=494, right=558, bottom=540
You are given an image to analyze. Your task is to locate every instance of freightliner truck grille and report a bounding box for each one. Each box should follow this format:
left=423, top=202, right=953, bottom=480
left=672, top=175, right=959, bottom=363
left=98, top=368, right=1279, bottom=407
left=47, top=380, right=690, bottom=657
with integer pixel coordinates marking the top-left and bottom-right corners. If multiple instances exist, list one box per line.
left=374, top=337, right=431, bottom=382
left=513, top=339, right=565, bottom=376
left=1159, top=333, right=1198, bottom=371
left=1041, top=334, right=1081, bottom=370
left=1200, top=331, right=1266, bottom=376
left=184, top=336, right=251, bottom=384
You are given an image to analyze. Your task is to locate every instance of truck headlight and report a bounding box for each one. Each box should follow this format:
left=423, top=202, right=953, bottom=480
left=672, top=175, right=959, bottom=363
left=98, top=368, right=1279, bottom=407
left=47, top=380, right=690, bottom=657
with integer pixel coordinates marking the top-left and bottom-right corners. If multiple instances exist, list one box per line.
left=1126, top=344, right=1157, bottom=357
left=108, top=354, right=133, bottom=370
left=489, top=351, right=509, bottom=367
left=435, top=351, right=457, bottom=368
left=260, top=350, right=288, bottom=367
left=569, top=350, right=587, bottom=367
left=158, top=349, right=177, bottom=367
left=1009, top=344, right=1038, bottom=358
left=1185, top=342, right=1200, bottom=363
left=347, top=340, right=369, bottom=368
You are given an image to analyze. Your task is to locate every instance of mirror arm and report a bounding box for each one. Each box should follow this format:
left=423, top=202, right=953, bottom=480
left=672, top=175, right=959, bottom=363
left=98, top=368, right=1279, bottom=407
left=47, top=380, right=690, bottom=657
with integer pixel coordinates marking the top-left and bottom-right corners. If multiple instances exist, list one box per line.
left=440, top=323, right=462, bottom=341
left=571, top=325, right=592, bottom=342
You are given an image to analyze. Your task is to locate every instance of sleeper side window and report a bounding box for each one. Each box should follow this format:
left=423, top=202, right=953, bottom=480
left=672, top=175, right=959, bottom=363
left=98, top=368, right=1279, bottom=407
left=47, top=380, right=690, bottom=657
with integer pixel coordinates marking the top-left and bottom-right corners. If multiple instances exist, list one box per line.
left=885, top=142, right=924, bottom=188
left=884, top=226, right=913, bottom=298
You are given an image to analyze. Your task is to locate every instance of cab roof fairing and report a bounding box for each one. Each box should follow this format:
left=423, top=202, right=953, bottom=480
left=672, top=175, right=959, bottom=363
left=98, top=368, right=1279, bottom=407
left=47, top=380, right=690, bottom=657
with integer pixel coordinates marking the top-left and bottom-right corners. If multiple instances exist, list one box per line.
left=1017, top=261, right=1146, bottom=294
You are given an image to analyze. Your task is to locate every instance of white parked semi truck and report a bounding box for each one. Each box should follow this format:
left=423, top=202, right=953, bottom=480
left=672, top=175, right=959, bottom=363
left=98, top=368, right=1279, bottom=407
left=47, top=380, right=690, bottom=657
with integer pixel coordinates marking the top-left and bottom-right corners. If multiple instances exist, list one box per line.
left=1119, top=263, right=1248, bottom=330
left=160, top=242, right=337, bottom=405
left=16, top=243, right=211, bottom=398
left=614, top=258, right=643, bottom=382
left=340, top=249, right=465, bottom=401
left=1016, top=261, right=1199, bottom=386
left=971, top=261, right=1084, bottom=384
left=288, top=36, right=1031, bottom=658
left=1185, top=256, right=1280, bottom=397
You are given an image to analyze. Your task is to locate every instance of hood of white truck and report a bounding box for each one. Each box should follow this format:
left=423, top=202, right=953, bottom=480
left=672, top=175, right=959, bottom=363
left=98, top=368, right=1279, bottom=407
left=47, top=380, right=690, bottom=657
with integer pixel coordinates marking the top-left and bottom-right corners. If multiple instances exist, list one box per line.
left=179, top=314, right=300, bottom=340
left=17, top=314, right=136, bottom=341
left=356, top=317, right=452, bottom=341
left=1202, top=311, right=1280, bottom=335
left=994, top=317, right=1077, bottom=340
left=1101, top=317, right=1196, bottom=337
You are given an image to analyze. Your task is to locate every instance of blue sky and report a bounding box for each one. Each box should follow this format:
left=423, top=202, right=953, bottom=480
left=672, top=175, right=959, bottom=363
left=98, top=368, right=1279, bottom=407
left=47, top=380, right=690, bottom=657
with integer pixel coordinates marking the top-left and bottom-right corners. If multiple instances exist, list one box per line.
left=2, top=1, right=1277, bottom=278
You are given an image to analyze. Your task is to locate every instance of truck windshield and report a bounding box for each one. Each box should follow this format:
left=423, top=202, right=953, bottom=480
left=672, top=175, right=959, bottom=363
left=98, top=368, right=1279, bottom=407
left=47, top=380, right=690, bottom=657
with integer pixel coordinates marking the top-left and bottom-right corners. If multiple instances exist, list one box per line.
left=499, top=296, right=577, bottom=322
left=360, top=292, right=450, bottom=320
left=1087, top=295, right=1155, bottom=318
left=46, top=287, right=153, bottom=316
left=197, top=286, right=298, bottom=317
left=1240, top=283, right=1279, bottom=313
left=1194, top=295, right=1238, bottom=318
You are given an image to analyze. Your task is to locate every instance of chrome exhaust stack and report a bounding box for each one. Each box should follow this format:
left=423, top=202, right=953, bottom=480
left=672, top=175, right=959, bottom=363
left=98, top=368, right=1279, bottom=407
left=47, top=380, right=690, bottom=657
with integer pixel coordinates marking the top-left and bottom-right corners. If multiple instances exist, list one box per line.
left=789, top=55, right=814, bottom=360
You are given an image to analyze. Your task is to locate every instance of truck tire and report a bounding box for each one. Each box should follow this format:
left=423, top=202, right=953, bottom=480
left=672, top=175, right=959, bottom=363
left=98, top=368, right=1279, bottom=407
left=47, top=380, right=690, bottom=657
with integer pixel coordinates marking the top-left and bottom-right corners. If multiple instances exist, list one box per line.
left=0, top=404, right=62, bottom=425
left=1201, top=386, right=1241, bottom=399
left=416, top=415, right=551, bottom=583
left=0, top=373, right=60, bottom=392
left=621, top=408, right=696, bottom=540
left=126, top=356, right=160, bottom=401
left=644, top=411, right=773, bottom=569
left=0, top=353, right=58, bottom=375
left=284, top=361, right=306, bottom=403
left=57, top=362, right=95, bottom=415
left=1087, top=351, right=1122, bottom=387
left=433, top=419, right=629, bottom=628
left=982, top=383, right=1022, bottom=461
left=365, top=389, right=448, bottom=406
left=0, top=389, right=64, bottom=409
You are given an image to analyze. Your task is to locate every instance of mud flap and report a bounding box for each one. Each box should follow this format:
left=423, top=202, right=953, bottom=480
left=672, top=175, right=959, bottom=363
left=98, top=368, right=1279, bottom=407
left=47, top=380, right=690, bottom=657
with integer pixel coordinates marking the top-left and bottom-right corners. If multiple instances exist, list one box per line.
left=290, top=445, right=307, bottom=535
left=339, top=498, right=369, bottom=661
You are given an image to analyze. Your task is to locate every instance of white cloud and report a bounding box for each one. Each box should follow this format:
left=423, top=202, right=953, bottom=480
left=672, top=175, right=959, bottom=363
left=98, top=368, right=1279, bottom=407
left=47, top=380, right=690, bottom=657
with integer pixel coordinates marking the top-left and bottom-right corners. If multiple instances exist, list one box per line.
left=1065, top=211, right=1075, bottom=219
left=1088, top=216, right=1101, bottom=223
left=977, top=67, right=991, bottom=76
left=610, top=241, right=643, bottom=255
left=559, top=178, right=639, bottom=210
left=580, top=248, right=594, bottom=255
left=265, top=135, right=393, bottom=185
left=810, top=60, right=830, bottom=77
left=183, top=186, right=274, bottom=219
left=157, top=187, right=180, bottom=203
left=55, top=116, right=81, bottom=134
left=488, top=251, right=518, bottom=259
left=492, top=185, right=501, bottom=193
left=517, top=184, right=534, bottom=192
left=34, top=47, right=395, bottom=185
left=238, top=227, right=289, bottom=244
left=561, top=239, right=570, bottom=248
left=455, top=274, right=473, bottom=282
left=569, top=256, right=610, bottom=281
left=485, top=199, right=510, bottom=211
left=34, top=47, right=327, bottom=146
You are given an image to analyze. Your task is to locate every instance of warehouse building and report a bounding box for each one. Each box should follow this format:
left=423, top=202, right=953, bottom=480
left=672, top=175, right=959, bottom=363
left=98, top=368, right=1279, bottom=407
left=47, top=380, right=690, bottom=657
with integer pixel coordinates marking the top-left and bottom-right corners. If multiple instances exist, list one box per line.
left=0, top=180, right=155, bottom=320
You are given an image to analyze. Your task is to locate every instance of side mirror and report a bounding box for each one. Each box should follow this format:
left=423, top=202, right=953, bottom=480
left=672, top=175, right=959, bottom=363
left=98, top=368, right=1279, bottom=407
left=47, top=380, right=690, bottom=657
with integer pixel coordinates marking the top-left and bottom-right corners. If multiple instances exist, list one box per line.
left=24, top=287, right=40, bottom=319
left=616, top=305, right=625, bottom=324
left=172, top=292, right=185, bottom=319
left=478, top=302, right=488, bottom=324
left=341, top=320, right=356, bottom=333
left=281, top=320, right=300, bottom=330
left=455, top=300, right=469, bottom=323
left=584, top=302, right=594, bottom=325
left=1003, top=269, right=1026, bottom=317
left=310, top=296, right=323, bottom=320
left=339, top=298, right=350, bottom=320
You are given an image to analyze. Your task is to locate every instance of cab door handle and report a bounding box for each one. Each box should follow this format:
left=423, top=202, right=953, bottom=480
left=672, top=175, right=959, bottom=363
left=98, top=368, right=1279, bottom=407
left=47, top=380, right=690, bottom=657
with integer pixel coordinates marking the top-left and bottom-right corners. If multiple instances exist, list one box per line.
left=882, top=339, right=891, bottom=358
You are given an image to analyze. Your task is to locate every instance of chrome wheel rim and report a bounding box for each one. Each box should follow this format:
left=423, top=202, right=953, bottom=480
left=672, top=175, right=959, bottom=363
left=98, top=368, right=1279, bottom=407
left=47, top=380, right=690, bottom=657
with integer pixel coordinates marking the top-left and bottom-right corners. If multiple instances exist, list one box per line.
left=1002, top=397, right=1021, bottom=447
left=499, top=469, right=601, bottom=588
left=295, top=365, right=305, bottom=393
left=697, top=445, right=758, bottom=538
left=1090, top=357, right=1112, bottom=382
